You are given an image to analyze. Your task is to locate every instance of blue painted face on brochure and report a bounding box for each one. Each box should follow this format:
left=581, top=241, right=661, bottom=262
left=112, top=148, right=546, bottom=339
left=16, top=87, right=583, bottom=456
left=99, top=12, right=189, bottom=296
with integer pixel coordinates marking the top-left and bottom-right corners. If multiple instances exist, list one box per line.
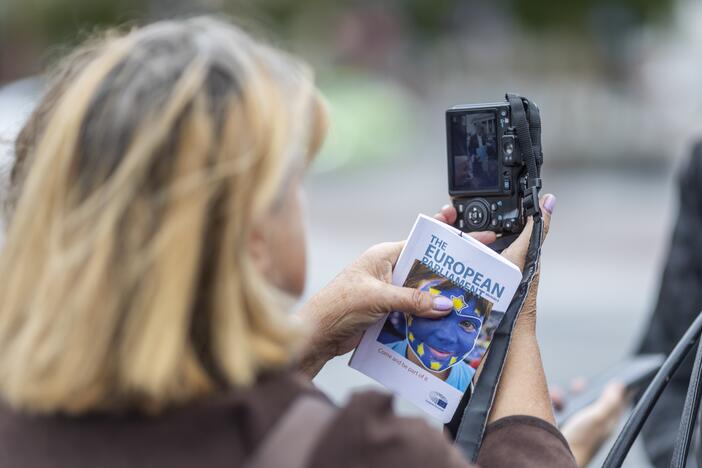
left=406, top=280, right=483, bottom=373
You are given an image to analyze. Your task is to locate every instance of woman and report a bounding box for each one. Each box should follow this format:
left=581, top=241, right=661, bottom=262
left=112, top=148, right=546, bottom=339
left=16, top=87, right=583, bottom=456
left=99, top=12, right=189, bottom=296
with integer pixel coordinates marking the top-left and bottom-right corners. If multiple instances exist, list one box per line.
left=0, top=17, right=570, bottom=467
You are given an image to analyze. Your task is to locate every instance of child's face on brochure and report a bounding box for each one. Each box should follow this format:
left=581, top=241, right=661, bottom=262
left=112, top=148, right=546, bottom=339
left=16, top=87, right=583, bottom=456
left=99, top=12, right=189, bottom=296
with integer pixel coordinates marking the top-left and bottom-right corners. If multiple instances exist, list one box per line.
left=406, top=280, right=482, bottom=373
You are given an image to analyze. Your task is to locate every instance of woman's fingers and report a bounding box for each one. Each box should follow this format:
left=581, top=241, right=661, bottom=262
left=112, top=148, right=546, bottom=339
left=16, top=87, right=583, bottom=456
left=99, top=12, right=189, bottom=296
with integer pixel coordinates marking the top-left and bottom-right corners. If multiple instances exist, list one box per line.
left=372, top=282, right=453, bottom=318
left=434, top=204, right=457, bottom=225
left=469, top=231, right=497, bottom=245
left=360, top=241, right=406, bottom=269
left=433, top=204, right=496, bottom=246
left=441, top=204, right=456, bottom=223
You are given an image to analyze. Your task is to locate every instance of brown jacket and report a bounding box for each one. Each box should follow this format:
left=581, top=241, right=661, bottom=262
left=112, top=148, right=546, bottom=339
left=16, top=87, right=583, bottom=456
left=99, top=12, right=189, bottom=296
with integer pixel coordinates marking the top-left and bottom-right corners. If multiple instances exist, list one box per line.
left=0, top=372, right=575, bottom=467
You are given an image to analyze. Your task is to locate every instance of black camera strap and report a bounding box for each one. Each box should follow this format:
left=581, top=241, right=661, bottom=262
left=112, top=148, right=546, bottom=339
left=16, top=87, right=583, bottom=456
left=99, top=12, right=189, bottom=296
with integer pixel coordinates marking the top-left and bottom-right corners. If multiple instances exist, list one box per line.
left=601, top=311, right=702, bottom=467
left=449, top=94, right=544, bottom=462
left=508, top=93, right=542, bottom=217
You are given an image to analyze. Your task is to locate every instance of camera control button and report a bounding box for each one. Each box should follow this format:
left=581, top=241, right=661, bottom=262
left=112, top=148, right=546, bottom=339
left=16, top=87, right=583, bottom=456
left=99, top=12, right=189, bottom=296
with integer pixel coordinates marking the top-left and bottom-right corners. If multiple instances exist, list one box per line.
left=503, top=178, right=511, bottom=192
left=490, top=203, right=498, bottom=211
left=464, top=200, right=490, bottom=230
left=504, top=218, right=520, bottom=232
left=457, top=203, right=464, bottom=213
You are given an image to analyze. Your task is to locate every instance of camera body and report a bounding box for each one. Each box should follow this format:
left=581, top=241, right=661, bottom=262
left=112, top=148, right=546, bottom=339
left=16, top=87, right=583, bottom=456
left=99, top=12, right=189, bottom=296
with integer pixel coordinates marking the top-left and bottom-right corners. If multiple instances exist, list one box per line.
left=446, top=99, right=541, bottom=235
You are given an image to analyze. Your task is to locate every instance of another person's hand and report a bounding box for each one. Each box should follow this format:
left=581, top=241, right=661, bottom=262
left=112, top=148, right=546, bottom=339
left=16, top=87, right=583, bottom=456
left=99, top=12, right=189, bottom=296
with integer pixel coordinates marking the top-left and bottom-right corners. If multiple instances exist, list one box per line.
left=296, top=205, right=495, bottom=377
left=557, top=381, right=629, bottom=467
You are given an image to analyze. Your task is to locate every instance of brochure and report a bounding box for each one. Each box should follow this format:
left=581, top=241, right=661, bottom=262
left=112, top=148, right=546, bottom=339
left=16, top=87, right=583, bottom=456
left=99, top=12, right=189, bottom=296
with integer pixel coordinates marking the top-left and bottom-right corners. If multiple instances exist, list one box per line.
left=349, top=214, right=522, bottom=422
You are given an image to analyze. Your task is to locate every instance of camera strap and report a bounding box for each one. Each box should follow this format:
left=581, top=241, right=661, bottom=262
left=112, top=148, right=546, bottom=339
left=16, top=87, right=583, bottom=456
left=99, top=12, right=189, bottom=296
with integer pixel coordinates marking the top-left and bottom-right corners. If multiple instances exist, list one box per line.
left=601, top=311, right=702, bottom=467
left=448, top=94, right=544, bottom=462
left=507, top=93, right=542, bottom=218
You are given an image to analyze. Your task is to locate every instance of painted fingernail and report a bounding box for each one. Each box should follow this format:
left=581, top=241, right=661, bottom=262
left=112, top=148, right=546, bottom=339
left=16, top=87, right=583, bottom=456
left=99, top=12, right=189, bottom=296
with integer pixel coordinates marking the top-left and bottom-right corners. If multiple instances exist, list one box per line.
left=543, top=194, right=557, bottom=214
left=432, top=296, right=453, bottom=311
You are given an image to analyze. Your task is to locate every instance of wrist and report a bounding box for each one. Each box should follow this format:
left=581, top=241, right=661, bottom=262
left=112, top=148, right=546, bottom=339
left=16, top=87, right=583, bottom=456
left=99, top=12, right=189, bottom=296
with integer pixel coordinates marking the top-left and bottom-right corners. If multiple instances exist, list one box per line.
left=296, top=341, right=335, bottom=378
left=295, top=293, right=343, bottom=378
left=295, top=326, right=337, bottom=378
left=512, top=314, right=537, bottom=339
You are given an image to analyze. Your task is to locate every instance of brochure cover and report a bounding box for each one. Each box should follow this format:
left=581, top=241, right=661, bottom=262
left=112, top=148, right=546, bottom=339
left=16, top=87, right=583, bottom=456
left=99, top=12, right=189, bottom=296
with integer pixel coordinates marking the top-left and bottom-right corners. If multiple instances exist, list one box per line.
left=349, top=214, right=522, bottom=422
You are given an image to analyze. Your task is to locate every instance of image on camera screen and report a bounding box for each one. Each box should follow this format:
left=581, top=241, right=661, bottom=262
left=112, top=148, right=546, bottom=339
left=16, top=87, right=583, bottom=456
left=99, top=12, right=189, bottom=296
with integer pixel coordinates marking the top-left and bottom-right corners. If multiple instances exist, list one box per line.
left=450, top=112, right=499, bottom=192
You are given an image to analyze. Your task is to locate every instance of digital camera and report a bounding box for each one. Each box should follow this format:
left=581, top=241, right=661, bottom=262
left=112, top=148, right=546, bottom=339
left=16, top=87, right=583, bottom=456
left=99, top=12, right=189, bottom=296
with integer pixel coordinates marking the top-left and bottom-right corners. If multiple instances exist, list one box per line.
left=446, top=97, right=542, bottom=235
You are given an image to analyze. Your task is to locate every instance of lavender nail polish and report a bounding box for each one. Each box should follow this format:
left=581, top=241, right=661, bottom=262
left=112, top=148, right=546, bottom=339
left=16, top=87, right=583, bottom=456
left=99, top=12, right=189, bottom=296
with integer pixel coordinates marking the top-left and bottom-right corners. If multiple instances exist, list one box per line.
left=432, top=296, right=453, bottom=311
left=543, top=194, right=557, bottom=214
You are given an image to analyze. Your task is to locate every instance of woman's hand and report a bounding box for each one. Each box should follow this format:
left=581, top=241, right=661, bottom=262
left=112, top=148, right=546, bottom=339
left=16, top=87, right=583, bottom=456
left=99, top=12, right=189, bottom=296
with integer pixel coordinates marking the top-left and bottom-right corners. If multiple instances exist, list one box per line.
left=487, top=193, right=558, bottom=425
left=438, top=197, right=554, bottom=333
left=498, top=194, right=555, bottom=334
left=295, top=205, right=496, bottom=378
left=560, top=381, right=629, bottom=467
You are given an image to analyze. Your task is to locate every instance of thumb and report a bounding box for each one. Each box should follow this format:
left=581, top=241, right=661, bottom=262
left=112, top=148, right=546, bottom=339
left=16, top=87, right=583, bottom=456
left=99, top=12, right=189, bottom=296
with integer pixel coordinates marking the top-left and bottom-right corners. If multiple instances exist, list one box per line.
left=501, top=193, right=556, bottom=270
left=541, top=193, right=556, bottom=239
left=372, top=282, right=454, bottom=319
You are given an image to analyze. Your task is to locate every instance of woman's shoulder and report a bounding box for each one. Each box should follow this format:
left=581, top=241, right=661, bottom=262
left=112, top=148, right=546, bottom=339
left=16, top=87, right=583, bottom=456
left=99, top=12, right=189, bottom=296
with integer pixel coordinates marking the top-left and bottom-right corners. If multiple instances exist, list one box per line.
left=309, top=389, right=470, bottom=468
left=0, top=371, right=317, bottom=468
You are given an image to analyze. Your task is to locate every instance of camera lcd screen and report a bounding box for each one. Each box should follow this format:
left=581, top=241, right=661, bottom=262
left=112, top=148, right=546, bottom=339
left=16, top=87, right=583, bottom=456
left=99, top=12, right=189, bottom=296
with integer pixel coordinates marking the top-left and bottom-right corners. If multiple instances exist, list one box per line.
left=450, top=111, right=499, bottom=192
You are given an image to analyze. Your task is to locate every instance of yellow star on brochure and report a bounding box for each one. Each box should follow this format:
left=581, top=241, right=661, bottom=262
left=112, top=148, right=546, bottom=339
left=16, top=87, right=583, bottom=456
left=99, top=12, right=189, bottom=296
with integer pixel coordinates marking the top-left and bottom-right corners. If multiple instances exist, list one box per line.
left=451, top=294, right=467, bottom=313
left=429, top=287, right=440, bottom=296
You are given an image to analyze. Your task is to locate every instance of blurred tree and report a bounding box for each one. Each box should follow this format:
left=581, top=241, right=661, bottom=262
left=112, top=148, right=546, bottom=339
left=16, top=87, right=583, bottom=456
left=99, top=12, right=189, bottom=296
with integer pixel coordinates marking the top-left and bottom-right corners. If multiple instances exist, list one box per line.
left=4, top=0, right=144, bottom=43
left=401, top=0, right=455, bottom=40
left=0, top=0, right=677, bottom=82
left=1, top=0, right=676, bottom=50
left=0, top=0, right=146, bottom=80
left=510, top=0, right=673, bottom=33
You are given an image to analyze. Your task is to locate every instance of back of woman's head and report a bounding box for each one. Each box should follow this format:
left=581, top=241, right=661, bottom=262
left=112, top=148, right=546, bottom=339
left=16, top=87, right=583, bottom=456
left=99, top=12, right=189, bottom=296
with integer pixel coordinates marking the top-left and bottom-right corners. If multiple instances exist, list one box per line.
left=0, top=17, right=326, bottom=414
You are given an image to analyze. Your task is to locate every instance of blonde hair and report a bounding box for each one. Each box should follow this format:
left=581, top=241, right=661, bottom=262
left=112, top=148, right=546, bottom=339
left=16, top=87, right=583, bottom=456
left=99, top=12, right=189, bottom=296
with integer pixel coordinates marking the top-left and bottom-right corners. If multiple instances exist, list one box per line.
left=0, top=17, right=327, bottom=414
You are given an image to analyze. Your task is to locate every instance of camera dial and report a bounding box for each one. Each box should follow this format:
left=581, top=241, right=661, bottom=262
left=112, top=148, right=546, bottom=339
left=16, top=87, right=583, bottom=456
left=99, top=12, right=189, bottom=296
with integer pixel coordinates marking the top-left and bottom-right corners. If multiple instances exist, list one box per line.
left=464, top=199, right=490, bottom=230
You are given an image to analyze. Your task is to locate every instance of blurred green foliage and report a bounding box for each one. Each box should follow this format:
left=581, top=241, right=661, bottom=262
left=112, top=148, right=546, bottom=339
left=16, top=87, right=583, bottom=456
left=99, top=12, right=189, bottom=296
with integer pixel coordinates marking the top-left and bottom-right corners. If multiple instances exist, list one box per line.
left=511, top=0, right=673, bottom=33
left=4, top=0, right=142, bottom=42
left=315, top=72, right=417, bottom=170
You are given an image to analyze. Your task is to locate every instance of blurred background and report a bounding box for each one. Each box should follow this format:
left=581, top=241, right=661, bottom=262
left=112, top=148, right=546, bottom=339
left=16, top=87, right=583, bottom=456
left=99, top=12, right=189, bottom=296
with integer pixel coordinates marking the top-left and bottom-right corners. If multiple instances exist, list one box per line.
left=2, top=0, right=701, bottom=466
